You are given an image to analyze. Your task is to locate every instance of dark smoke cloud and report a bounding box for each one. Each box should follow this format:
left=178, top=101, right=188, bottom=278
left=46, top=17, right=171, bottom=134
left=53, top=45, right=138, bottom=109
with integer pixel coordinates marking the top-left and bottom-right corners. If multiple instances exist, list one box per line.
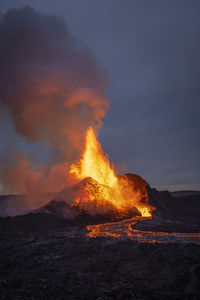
left=0, top=6, right=109, bottom=193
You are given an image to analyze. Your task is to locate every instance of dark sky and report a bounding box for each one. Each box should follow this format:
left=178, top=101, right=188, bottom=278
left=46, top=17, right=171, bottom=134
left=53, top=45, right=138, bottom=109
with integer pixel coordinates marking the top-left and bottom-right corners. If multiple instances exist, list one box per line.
left=0, top=0, right=200, bottom=190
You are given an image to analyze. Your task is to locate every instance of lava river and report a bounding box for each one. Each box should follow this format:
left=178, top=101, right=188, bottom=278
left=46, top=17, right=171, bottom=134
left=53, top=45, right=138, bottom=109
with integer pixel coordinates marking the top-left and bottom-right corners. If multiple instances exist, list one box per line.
left=86, top=217, right=200, bottom=244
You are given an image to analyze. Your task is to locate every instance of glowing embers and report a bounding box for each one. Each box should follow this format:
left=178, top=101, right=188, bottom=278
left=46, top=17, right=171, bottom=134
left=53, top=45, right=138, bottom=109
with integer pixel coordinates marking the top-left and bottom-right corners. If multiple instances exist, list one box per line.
left=70, top=127, right=153, bottom=218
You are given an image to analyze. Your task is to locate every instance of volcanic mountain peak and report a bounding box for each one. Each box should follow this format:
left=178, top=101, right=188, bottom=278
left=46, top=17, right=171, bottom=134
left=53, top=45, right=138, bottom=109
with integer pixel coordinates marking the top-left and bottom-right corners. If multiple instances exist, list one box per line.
left=55, top=176, right=123, bottom=216
left=73, top=176, right=112, bottom=193
left=38, top=175, right=145, bottom=220
left=56, top=177, right=114, bottom=203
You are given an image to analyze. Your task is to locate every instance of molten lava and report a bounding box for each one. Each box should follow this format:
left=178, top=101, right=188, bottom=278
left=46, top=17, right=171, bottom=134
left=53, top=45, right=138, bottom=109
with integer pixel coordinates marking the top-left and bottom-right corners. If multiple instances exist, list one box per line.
left=70, top=127, right=152, bottom=217
left=70, top=127, right=117, bottom=187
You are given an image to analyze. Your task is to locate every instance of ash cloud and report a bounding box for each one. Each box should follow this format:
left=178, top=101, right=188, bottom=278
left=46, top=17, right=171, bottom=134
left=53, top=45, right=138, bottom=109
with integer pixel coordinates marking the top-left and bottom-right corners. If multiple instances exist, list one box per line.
left=0, top=6, right=109, bottom=194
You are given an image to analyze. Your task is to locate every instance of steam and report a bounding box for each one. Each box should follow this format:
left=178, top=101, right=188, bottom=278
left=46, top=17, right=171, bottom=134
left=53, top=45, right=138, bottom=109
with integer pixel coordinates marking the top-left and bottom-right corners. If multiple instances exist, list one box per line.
left=0, top=7, right=109, bottom=194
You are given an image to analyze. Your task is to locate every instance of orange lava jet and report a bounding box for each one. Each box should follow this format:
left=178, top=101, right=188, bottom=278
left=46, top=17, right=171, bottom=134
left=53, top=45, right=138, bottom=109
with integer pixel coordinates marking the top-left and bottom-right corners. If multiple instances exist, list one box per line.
left=70, top=127, right=152, bottom=217
left=70, top=127, right=117, bottom=188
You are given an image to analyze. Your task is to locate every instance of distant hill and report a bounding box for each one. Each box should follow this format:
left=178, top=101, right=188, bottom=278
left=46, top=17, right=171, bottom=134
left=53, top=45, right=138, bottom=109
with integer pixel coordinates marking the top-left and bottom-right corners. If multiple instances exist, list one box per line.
left=0, top=192, right=56, bottom=217
left=171, top=190, right=200, bottom=198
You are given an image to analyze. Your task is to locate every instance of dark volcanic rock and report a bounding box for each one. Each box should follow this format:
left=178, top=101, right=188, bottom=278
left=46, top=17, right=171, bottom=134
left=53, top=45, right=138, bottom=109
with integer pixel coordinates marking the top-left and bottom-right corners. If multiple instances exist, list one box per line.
left=0, top=232, right=200, bottom=299
left=36, top=200, right=76, bottom=220
left=148, top=187, right=200, bottom=222
left=0, top=212, right=72, bottom=233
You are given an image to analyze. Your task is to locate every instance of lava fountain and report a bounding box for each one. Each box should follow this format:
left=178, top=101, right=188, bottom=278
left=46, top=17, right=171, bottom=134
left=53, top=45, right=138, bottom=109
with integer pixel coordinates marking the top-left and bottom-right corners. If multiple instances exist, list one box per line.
left=70, top=127, right=153, bottom=217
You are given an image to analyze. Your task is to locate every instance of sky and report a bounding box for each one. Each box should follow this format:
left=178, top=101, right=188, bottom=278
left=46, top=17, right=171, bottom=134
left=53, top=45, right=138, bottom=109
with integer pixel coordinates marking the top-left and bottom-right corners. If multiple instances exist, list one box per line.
left=0, top=0, right=200, bottom=191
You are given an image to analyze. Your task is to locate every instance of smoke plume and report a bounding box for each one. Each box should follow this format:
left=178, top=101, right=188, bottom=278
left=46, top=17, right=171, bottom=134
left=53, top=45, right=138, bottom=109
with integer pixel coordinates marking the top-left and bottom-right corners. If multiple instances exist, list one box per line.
left=0, top=6, right=109, bottom=194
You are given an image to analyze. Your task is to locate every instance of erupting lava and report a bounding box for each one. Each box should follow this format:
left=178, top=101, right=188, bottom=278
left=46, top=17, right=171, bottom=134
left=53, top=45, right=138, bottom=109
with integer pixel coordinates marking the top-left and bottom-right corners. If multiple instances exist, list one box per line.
left=70, top=127, right=152, bottom=217
left=70, top=127, right=117, bottom=187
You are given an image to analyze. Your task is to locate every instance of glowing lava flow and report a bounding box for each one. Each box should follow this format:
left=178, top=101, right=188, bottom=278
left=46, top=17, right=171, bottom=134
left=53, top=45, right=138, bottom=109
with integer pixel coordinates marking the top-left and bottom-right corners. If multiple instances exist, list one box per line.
left=70, top=127, right=152, bottom=217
